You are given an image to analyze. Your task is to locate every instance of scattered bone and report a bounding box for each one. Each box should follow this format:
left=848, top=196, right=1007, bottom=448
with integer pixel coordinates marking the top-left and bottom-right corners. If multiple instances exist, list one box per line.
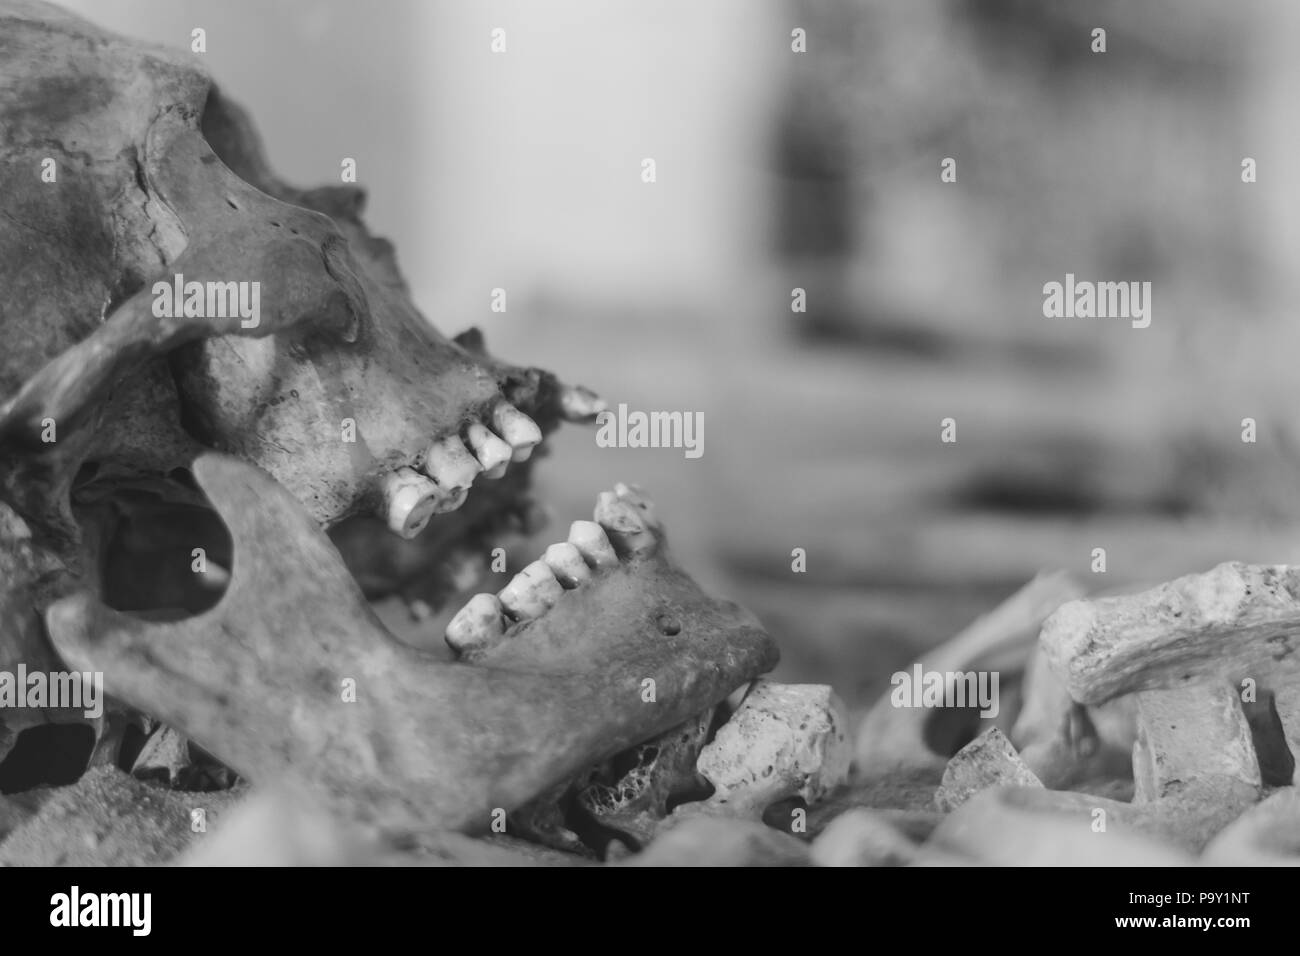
left=466, top=422, right=512, bottom=478
left=422, top=435, right=483, bottom=495
left=558, top=383, right=607, bottom=423
left=0, top=766, right=245, bottom=866
left=498, top=561, right=564, bottom=620
left=934, top=727, right=1043, bottom=813
left=594, top=491, right=656, bottom=557
left=1201, top=788, right=1300, bottom=865
left=444, top=593, right=506, bottom=657
left=131, top=725, right=193, bottom=786
left=1011, top=645, right=1096, bottom=786
left=687, top=680, right=851, bottom=819
left=1131, top=683, right=1260, bottom=804
left=1040, top=562, right=1300, bottom=706
left=567, top=520, right=619, bottom=569
left=923, top=786, right=1194, bottom=866
left=492, top=402, right=543, bottom=462
left=577, top=708, right=714, bottom=847
left=379, top=467, right=442, bottom=538
left=857, top=572, right=1084, bottom=774
left=543, top=542, right=593, bottom=587
left=810, top=808, right=925, bottom=867
left=1272, top=683, right=1300, bottom=785
left=619, top=815, right=811, bottom=867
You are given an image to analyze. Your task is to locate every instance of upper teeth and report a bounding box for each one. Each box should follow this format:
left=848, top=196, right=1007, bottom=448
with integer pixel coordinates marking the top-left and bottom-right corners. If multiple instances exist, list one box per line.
left=492, top=402, right=543, bottom=462
left=466, top=422, right=512, bottom=479
left=380, top=467, right=445, bottom=539
left=423, top=435, right=483, bottom=494
left=559, top=383, right=608, bottom=423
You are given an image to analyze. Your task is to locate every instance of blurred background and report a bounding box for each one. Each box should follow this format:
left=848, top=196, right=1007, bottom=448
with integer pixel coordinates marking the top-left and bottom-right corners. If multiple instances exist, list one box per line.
left=61, top=0, right=1300, bottom=717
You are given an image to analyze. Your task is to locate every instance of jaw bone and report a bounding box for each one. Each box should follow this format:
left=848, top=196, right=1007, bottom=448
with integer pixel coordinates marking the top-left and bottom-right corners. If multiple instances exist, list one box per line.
left=44, top=454, right=778, bottom=837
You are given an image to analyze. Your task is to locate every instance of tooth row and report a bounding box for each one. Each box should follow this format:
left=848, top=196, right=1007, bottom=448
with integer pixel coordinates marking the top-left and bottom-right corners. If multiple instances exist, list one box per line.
left=445, top=488, right=656, bottom=655
left=379, top=401, right=544, bottom=538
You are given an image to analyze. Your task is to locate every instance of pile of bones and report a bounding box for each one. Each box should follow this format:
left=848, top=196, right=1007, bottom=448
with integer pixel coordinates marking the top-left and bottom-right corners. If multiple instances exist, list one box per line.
left=1, top=1, right=1296, bottom=866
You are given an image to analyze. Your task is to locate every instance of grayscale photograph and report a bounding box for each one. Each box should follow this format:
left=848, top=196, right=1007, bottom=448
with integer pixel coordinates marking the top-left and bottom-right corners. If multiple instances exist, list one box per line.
left=0, top=0, right=1292, bottom=918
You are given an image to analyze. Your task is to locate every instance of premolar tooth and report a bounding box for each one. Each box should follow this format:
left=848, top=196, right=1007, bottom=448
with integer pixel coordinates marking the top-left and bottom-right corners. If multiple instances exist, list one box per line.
left=380, top=467, right=441, bottom=539
left=467, top=423, right=512, bottom=478
left=492, top=402, right=543, bottom=462
left=423, top=435, right=483, bottom=494
left=543, top=542, right=593, bottom=587
left=498, top=560, right=564, bottom=619
left=594, top=491, right=657, bottom=556
left=567, top=520, right=619, bottom=569
left=444, top=593, right=506, bottom=656
left=559, top=383, right=607, bottom=423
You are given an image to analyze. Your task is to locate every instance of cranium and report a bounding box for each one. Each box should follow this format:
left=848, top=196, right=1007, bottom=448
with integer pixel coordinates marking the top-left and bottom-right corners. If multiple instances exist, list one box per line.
left=0, top=0, right=778, bottom=848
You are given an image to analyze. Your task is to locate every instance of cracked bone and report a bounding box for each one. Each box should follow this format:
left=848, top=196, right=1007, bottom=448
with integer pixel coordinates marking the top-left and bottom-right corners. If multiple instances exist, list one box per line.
left=933, top=727, right=1043, bottom=813
left=492, top=402, right=543, bottom=462
left=466, top=423, right=513, bottom=479
left=1040, top=562, right=1300, bottom=706
left=1200, top=788, right=1300, bottom=866
left=46, top=454, right=778, bottom=835
left=542, top=542, right=593, bottom=587
left=682, top=680, right=851, bottom=820
left=498, top=560, right=564, bottom=620
left=1131, top=682, right=1260, bottom=803
left=576, top=708, right=714, bottom=848
left=567, top=520, right=619, bottom=569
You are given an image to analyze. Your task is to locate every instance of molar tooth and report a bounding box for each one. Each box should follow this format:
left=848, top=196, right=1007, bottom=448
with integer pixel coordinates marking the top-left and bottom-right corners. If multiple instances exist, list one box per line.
left=379, top=467, right=442, bottom=539
left=567, top=520, right=619, bottom=569
left=423, top=435, right=483, bottom=495
left=498, top=560, right=564, bottom=620
left=492, top=402, right=543, bottom=462
left=543, top=542, right=593, bottom=587
left=466, top=423, right=512, bottom=478
left=594, top=491, right=657, bottom=557
left=559, top=383, right=607, bottom=423
left=444, top=593, right=506, bottom=656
